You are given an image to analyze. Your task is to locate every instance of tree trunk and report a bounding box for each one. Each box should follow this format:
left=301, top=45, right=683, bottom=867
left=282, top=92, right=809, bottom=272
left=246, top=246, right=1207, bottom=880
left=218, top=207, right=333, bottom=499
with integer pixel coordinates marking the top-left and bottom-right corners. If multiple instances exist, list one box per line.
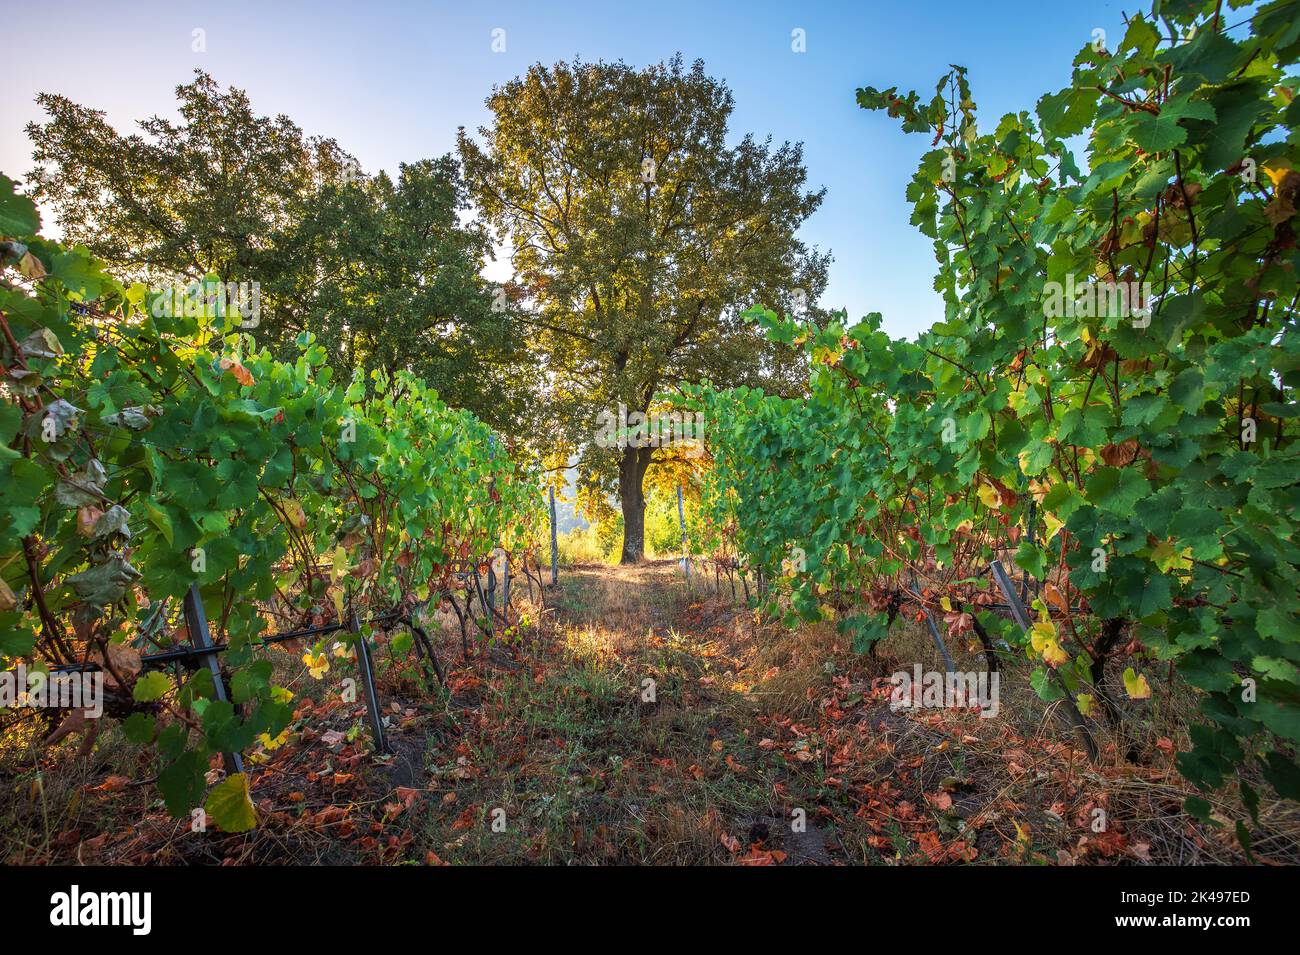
left=618, top=445, right=654, bottom=564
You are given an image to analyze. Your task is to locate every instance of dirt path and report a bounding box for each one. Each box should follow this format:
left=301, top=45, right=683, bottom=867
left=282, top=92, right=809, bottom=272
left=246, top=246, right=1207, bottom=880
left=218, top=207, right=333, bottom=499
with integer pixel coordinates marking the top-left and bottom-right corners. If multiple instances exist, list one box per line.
left=410, top=560, right=1249, bottom=866
left=414, top=559, right=835, bottom=865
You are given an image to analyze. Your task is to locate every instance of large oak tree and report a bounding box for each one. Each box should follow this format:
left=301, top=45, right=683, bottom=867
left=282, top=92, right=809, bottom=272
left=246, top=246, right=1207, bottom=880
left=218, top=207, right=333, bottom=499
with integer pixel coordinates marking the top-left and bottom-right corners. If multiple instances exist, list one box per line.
left=459, top=56, right=828, bottom=562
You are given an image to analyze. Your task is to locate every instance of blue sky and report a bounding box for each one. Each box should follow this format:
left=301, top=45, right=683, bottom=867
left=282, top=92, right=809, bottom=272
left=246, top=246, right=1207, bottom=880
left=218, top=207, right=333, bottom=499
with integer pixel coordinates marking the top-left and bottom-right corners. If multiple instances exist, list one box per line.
left=3, top=0, right=1128, bottom=340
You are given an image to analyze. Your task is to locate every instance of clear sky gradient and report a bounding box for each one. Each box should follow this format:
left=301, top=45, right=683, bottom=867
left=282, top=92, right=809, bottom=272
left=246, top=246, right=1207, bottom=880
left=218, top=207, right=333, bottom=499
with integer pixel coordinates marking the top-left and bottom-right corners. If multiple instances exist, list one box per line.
left=3, top=0, right=1127, bottom=339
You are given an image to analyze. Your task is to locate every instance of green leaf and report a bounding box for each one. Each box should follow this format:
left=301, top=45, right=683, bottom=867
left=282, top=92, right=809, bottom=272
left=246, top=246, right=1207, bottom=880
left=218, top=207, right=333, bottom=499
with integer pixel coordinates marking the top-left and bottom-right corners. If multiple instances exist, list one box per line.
left=1129, top=96, right=1215, bottom=153
left=1085, top=467, right=1150, bottom=514
left=122, top=712, right=156, bottom=744
left=67, top=556, right=141, bottom=605
left=205, top=772, right=258, bottom=832
left=0, top=174, right=40, bottom=237
left=133, top=671, right=172, bottom=702
left=1263, top=752, right=1300, bottom=801
left=1183, top=795, right=1219, bottom=826
left=157, top=750, right=207, bottom=818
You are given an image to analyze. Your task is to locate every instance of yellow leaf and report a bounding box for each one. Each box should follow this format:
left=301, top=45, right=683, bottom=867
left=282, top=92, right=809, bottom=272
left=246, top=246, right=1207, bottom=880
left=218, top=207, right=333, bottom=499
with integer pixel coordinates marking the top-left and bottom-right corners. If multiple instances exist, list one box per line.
left=283, top=498, right=307, bottom=530
left=1076, top=693, right=1094, bottom=716
left=1007, top=381, right=1027, bottom=412
left=940, top=596, right=953, bottom=613
left=1013, top=820, right=1031, bottom=846
left=1264, top=158, right=1294, bottom=189
left=258, top=729, right=290, bottom=751
left=303, top=651, right=330, bottom=680
left=1123, top=667, right=1152, bottom=700
left=978, top=482, right=1001, bottom=510
left=1151, top=539, right=1193, bottom=573
left=331, top=545, right=349, bottom=583
left=1030, top=619, right=1056, bottom=654
left=1041, top=638, right=1070, bottom=668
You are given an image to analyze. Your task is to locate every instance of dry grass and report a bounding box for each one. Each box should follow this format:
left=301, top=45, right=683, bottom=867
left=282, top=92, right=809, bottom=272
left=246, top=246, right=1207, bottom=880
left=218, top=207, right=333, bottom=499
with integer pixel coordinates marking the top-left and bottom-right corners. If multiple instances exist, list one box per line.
left=729, top=592, right=1300, bottom=866
left=3, top=560, right=1297, bottom=866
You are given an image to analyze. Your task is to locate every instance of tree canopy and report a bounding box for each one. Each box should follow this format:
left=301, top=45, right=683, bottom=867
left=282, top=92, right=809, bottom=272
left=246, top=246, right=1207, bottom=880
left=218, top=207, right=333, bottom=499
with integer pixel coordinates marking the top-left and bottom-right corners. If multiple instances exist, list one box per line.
left=26, top=71, right=531, bottom=433
left=458, top=55, right=829, bottom=560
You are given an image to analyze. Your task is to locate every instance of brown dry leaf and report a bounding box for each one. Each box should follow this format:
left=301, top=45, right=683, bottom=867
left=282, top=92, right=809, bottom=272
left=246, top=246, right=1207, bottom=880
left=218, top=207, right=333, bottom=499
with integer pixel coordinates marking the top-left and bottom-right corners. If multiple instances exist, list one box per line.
left=77, top=505, right=104, bottom=538
left=1043, top=583, right=1069, bottom=613
left=736, top=847, right=786, bottom=866
left=93, top=775, right=130, bottom=793
left=312, top=805, right=349, bottom=827
left=927, top=791, right=954, bottom=811
left=218, top=357, right=256, bottom=387
left=1099, top=440, right=1139, bottom=467
left=104, top=641, right=142, bottom=678
left=450, top=806, right=477, bottom=831
left=17, top=251, right=46, bottom=280
left=46, top=709, right=89, bottom=746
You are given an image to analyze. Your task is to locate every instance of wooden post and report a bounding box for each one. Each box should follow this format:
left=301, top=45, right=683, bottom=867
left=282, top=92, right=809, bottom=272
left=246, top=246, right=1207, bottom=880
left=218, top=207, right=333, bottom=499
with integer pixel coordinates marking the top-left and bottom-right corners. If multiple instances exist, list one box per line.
left=549, top=486, right=559, bottom=585
left=349, top=612, right=389, bottom=755
left=182, top=584, right=244, bottom=775
left=990, top=560, right=1098, bottom=762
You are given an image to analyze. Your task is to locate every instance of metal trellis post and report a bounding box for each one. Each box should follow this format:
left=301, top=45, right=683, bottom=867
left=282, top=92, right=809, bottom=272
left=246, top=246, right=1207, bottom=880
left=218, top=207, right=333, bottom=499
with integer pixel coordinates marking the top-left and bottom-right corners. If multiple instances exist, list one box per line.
left=349, top=611, right=389, bottom=755
left=677, top=483, right=690, bottom=582
left=909, top=571, right=956, bottom=674
left=990, top=560, right=1098, bottom=762
left=182, top=583, right=245, bottom=775
left=549, top=486, right=559, bottom=585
